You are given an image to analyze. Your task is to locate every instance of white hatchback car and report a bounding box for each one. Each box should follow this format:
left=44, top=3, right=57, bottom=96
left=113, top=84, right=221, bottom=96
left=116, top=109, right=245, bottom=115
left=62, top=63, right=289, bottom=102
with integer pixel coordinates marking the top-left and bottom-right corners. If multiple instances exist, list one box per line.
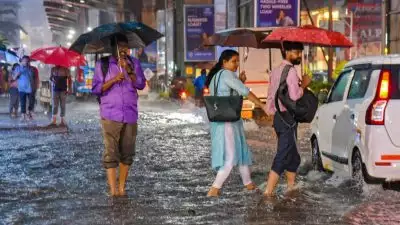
left=311, top=55, right=400, bottom=185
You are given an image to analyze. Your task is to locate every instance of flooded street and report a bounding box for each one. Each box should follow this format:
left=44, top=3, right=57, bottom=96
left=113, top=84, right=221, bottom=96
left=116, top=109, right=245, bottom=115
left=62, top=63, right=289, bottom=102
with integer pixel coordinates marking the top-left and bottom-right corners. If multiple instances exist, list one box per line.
left=0, top=98, right=399, bottom=225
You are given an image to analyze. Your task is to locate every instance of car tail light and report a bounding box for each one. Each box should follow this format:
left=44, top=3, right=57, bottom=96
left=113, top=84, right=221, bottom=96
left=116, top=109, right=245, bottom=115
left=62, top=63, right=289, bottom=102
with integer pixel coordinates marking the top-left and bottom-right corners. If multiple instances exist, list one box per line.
left=203, top=88, right=209, bottom=95
left=366, top=70, right=391, bottom=125
left=180, top=91, right=187, bottom=100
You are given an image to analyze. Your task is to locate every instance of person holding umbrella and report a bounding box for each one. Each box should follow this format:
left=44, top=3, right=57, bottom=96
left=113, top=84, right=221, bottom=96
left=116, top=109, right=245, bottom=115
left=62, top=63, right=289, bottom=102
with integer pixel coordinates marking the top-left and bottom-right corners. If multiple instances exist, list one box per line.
left=91, top=33, right=146, bottom=197
left=49, top=65, right=72, bottom=126
left=30, top=45, right=86, bottom=125
left=263, top=42, right=312, bottom=197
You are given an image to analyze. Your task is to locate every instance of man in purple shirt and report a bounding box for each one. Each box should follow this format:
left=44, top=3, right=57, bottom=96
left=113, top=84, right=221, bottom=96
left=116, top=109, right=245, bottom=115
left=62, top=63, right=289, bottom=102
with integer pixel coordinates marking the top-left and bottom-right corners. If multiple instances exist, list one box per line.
left=92, top=34, right=146, bottom=196
left=263, top=42, right=311, bottom=197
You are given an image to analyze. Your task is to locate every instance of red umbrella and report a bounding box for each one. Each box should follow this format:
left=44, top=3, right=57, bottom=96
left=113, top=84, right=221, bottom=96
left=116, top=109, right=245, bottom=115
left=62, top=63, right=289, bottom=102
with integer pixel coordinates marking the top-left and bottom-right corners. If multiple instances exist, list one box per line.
left=31, top=46, right=86, bottom=67
left=262, top=25, right=353, bottom=48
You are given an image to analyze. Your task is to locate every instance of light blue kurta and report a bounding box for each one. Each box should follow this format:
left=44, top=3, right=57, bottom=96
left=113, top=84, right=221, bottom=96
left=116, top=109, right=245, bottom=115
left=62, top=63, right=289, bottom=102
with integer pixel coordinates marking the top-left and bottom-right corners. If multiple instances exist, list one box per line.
left=209, top=69, right=252, bottom=170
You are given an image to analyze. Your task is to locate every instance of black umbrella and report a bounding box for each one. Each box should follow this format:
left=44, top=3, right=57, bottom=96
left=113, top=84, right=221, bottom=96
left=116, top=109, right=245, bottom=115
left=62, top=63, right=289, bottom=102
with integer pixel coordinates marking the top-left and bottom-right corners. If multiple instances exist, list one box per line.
left=70, top=21, right=164, bottom=54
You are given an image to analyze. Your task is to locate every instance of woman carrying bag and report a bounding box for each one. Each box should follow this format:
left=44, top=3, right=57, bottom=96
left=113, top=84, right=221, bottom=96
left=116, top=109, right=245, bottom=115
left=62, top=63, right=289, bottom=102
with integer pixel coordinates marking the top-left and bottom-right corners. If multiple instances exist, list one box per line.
left=205, top=50, right=268, bottom=197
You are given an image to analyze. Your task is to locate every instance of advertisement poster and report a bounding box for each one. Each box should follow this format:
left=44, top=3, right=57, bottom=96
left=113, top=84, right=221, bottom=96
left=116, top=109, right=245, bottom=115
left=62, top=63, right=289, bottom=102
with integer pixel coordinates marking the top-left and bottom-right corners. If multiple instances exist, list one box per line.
left=256, top=0, right=299, bottom=27
left=347, top=0, right=382, bottom=57
left=184, top=5, right=215, bottom=62
left=214, top=0, right=226, bottom=32
left=135, top=41, right=157, bottom=72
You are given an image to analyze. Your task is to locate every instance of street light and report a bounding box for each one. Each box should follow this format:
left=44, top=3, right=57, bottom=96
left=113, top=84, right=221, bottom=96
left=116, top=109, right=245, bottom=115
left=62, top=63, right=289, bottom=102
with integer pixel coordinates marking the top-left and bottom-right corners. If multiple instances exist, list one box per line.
left=67, top=34, right=73, bottom=39
left=69, top=29, right=75, bottom=35
left=87, top=27, right=92, bottom=32
left=67, top=42, right=71, bottom=47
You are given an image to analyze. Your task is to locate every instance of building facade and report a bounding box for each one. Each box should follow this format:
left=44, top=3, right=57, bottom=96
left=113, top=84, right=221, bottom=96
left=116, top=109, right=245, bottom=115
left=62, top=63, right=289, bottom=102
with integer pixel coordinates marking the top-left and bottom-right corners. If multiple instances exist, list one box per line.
left=0, top=0, right=29, bottom=49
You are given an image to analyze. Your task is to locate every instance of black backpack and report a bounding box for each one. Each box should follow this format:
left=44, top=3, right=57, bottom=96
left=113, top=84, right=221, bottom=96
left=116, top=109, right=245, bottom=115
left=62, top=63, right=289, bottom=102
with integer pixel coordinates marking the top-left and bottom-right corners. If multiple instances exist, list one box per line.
left=96, top=56, right=110, bottom=104
left=275, top=65, right=318, bottom=124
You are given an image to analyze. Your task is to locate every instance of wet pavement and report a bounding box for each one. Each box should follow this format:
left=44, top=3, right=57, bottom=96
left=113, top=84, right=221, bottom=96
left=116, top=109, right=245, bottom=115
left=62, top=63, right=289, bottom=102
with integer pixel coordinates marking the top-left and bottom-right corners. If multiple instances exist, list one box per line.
left=0, top=97, right=399, bottom=225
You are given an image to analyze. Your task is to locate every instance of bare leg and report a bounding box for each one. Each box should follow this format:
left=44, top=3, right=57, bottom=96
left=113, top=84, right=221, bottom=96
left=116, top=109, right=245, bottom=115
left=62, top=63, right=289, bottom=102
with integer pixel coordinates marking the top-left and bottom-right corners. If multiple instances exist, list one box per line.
left=60, top=117, right=66, bottom=126
left=51, top=115, right=57, bottom=125
left=285, top=171, right=296, bottom=191
left=264, top=170, right=280, bottom=197
left=118, top=163, right=130, bottom=196
left=106, top=168, right=118, bottom=196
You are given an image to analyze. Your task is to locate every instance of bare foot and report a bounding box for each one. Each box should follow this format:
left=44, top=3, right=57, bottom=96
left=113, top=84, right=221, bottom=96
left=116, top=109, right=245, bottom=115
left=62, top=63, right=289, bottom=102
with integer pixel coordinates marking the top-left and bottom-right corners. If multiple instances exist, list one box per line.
left=263, top=191, right=276, bottom=198
left=109, top=189, right=119, bottom=197
left=118, top=187, right=126, bottom=196
left=207, top=186, right=220, bottom=197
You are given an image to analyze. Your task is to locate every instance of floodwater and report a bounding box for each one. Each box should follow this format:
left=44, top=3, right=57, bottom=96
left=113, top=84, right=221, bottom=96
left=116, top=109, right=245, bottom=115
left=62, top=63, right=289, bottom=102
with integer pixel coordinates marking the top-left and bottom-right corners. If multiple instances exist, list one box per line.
left=0, top=98, right=399, bottom=225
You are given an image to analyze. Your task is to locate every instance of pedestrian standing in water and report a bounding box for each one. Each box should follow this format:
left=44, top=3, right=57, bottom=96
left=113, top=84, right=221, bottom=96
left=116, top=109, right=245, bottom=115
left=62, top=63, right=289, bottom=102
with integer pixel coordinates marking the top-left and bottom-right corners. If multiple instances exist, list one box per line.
left=50, top=65, right=71, bottom=126
left=8, top=64, right=19, bottom=118
left=92, top=34, right=146, bottom=197
left=13, top=56, right=35, bottom=121
left=206, top=49, right=268, bottom=197
left=193, top=68, right=207, bottom=107
left=30, top=64, right=40, bottom=114
left=3, top=65, right=10, bottom=97
left=263, top=42, right=311, bottom=197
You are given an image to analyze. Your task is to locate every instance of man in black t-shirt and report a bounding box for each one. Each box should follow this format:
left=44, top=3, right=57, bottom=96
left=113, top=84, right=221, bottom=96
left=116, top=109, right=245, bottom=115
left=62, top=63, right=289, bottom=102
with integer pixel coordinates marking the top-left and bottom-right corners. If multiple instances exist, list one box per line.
left=50, top=65, right=71, bottom=126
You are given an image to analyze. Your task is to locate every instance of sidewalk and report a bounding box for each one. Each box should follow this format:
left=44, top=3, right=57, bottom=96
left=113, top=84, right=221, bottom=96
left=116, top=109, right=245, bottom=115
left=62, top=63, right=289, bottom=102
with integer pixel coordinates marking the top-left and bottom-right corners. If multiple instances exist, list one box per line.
left=0, top=96, right=67, bottom=131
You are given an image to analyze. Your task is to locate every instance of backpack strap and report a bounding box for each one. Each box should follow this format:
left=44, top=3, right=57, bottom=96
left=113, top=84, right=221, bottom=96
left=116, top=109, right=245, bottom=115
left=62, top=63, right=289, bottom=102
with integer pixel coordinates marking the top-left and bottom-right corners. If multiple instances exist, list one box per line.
left=100, top=56, right=109, bottom=83
left=274, top=64, right=296, bottom=127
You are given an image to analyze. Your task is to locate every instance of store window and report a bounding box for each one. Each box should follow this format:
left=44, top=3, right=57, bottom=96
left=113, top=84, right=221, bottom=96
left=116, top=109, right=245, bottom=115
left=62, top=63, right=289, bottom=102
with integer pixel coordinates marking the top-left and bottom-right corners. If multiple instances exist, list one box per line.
left=238, top=0, right=254, bottom=27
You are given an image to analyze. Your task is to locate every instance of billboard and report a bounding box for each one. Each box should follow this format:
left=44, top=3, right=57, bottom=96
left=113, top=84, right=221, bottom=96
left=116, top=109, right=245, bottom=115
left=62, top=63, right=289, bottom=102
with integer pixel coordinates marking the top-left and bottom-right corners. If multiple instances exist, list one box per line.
left=256, top=0, right=300, bottom=27
left=184, top=5, right=216, bottom=62
left=347, top=0, right=382, bottom=57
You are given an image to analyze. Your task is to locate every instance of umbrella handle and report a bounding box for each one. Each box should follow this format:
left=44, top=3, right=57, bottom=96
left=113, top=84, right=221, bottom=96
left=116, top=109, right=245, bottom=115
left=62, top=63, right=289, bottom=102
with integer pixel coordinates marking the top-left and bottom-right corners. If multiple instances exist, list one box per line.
left=116, top=41, right=123, bottom=72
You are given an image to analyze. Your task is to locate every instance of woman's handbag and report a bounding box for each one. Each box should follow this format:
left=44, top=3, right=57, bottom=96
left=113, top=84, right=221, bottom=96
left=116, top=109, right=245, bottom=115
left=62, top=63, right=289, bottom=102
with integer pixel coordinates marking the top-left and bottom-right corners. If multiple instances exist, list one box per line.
left=204, top=70, right=243, bottom=122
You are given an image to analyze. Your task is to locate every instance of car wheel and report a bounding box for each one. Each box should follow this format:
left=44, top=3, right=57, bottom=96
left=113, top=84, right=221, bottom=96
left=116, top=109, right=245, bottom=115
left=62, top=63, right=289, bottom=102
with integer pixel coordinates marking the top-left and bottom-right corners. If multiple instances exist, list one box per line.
left=351, top=150, right=364, bottom=192
left=311, top=138, right=324, bottom=171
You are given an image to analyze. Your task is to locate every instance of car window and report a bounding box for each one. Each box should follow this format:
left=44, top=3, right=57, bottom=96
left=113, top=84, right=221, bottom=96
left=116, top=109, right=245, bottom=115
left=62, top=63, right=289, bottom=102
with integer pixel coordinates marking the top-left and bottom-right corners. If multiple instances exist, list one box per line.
left=347, top=69, right=371, bottom=99
left=328, top=70, right=351, bottom=103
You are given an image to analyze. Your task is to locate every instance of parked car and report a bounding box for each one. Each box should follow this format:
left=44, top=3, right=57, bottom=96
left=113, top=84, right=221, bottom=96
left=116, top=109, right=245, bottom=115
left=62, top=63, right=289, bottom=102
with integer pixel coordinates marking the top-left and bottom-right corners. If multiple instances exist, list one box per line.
left=310, top=55, right=400, bottom=189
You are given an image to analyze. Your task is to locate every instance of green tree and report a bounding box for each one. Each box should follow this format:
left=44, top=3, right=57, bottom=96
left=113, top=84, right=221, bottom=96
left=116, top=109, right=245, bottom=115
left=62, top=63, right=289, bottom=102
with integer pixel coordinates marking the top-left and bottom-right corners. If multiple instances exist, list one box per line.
left=0, top=34, right=9, bottom=49
left=333, top=60, right=348, bottom=80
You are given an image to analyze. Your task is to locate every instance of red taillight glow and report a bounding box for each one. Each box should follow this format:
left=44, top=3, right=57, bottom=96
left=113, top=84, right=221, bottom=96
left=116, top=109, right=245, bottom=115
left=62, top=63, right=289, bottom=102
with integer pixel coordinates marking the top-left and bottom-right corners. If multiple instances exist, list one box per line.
left=375, top=162, right=392, bottom=166
left=180, top=91, right=187, bottom=100
left=366, top=70, right=391, bottom=125
left=203, top=88, right=209, bottom=95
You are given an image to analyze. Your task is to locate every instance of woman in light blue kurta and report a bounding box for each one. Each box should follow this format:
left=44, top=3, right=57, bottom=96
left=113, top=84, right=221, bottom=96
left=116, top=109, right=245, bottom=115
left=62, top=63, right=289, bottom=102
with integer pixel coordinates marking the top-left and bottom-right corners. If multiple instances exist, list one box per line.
left=206, top=50, right=267, bottom=197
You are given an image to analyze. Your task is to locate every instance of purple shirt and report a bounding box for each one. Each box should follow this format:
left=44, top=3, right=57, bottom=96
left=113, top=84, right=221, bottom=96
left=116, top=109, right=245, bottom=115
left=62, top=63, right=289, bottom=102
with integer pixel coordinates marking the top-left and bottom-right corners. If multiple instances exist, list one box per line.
left=92, top=56, right=146, bottom=124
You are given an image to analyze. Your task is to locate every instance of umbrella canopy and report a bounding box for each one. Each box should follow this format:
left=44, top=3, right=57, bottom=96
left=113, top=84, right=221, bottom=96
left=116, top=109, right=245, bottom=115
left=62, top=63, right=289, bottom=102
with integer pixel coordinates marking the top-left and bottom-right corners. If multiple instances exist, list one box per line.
left=263, top=25, right=353, bottom=48
left=70, top=21, right=164, bottom=54
left=31, top=46, right=86, bottom=67
left=207, top=27, right=281, bottom=49
left=0, top=49, right=19, bottom=64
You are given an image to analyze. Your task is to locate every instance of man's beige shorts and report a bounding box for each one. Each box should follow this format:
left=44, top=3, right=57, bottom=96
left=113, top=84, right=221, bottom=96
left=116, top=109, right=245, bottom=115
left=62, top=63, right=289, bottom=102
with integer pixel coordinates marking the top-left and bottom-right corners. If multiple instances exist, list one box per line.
left=101, top=119, right=138, bottom=169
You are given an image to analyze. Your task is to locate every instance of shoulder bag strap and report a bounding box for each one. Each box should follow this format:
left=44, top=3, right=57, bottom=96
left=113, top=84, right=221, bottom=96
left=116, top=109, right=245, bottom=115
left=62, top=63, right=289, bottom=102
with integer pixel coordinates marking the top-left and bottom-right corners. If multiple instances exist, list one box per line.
left=213, top=70, right=224, bottom=96
left=274, top=64, right=296, bottom=127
